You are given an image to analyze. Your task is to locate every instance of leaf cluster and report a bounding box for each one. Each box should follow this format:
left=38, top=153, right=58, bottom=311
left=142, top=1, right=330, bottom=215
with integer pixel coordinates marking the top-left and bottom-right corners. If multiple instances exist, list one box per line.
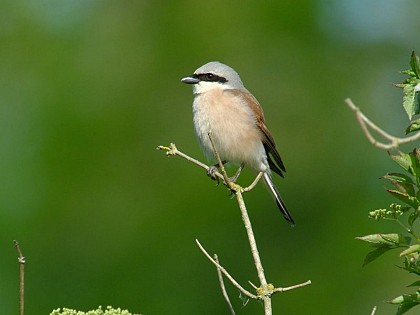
left=356, top=52, right=420, bottom=315
left=357, top=149, right=420, bottom=314
left=394, top=51, right=420, bottom=132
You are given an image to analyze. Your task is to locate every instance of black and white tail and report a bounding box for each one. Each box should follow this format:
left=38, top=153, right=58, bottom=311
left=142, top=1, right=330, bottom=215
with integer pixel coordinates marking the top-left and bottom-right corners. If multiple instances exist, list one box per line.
left=263, top=172, right=295, bottom=226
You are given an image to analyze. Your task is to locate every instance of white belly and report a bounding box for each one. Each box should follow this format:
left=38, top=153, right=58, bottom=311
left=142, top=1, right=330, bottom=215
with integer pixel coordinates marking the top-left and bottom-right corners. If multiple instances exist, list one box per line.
left=192, top=89, right=268, bottom=172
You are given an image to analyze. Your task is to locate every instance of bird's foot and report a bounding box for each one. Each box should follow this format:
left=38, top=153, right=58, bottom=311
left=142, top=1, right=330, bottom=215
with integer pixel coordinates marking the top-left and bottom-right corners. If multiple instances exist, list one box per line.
left=207, top=165, right=220, bottom=185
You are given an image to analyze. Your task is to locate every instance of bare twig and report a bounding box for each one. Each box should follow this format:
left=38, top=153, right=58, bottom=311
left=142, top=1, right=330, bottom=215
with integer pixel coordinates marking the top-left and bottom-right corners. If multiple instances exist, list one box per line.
left=370, top=306, right=377, bottom=315
left=243, top=172, right=263, bottom=192
left=344, top=98, right=420, bottom=150
left=214, top=254, right=236, bottom=315
left=13, top=240, right=25, bottom=315
left=157, top=143, right=225, bottom=182
left=273, top=280, right=312, bottom=293
left=196, top=239, right=257, bottom=299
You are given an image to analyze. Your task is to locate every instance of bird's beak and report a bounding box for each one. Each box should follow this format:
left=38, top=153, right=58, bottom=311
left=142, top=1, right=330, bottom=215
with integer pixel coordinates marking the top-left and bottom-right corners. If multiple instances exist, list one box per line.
left=181, top=75, right=200, bottom=84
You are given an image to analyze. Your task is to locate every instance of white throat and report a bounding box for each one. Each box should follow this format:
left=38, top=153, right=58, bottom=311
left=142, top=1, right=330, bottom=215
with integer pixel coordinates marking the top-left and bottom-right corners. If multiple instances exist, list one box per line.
left=193, top=81, right=235, bottom=95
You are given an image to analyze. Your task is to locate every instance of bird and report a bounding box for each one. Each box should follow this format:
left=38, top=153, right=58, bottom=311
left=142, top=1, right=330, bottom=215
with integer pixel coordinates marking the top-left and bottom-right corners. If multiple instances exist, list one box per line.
left=181, top=61, right=294, bottom=225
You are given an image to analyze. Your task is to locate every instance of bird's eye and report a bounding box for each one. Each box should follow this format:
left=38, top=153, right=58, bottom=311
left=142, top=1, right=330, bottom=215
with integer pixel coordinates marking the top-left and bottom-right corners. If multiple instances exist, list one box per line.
left=206, top=73, right=214, bottom=80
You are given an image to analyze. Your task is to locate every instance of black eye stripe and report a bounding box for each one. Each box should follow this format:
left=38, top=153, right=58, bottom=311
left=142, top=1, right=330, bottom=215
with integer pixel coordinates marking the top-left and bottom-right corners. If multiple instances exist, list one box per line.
left=193, top=73, right=228, bottom=83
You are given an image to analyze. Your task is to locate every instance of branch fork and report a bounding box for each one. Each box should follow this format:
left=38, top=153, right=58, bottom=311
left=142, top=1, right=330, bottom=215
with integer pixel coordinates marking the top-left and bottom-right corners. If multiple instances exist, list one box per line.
left=158, top=132, right=311, bottom=314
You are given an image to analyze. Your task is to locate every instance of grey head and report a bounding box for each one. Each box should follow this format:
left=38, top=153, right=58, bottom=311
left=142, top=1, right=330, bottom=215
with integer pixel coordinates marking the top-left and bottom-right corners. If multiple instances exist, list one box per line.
left=181, top=61, right=245, bottom=92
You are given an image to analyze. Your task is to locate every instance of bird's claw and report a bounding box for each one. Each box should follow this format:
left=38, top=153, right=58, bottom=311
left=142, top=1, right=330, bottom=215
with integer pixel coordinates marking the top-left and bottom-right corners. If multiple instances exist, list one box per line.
left=207, top=165, right=220, bottom=185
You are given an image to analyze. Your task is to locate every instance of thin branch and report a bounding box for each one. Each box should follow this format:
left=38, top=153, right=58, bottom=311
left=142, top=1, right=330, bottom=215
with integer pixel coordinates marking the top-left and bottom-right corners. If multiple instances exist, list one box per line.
left=13, top=240, right=25, bottom=315
left=157, top=143, right=225, bottom=182
left=243, top=172, right=263, bottom=192
left=196, top=239, right=257, bottom=299
left=248, top=281, right=258, bottom=290
left=214, top=254, right=236, bottom=315
left=234, top=190, right=267, bottom=286
left=235, top=190, right=273, bottom=315
left=273, top=280, right=312, bottom=293
left=344, top=98, right=420, bottom=150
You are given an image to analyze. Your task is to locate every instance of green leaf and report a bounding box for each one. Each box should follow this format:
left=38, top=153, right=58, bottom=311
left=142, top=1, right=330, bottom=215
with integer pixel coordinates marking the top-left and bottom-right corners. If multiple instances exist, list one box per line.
left=398, top=52, right=420, bottom=119
left=403, top=84, right=417, bottom=120
left=386, top=189, right=418, bottom=208
left=389, top=292, right=420, bottom=305
left=389, top=289, right=420, bottom=315
left=400, top=245, right=420, bottom=257
left=388, top=179, right=416, bottom=197
left=400, top=254, right=420, bottom=275
left=406, top=119, right=420, bottom=135
left=361, top=246, right=394, bottom=266
left=404, top=235, right=413, bottom=245
left=397, top=301, right=420, bottom=315
left=408, top=281, right=420, bottom=287
left=382, top=173, right=416, bottom=185
left=409, top=210, right=419, bottom=226
left=356, top=233, right=401, bottom=246
left=389, top=151, right=413, bottom=174
left=383, top=173, right=417, bottom=199
left=409, top=148, right=420, bottom=179
left=410, top=51, right=420, bottom=79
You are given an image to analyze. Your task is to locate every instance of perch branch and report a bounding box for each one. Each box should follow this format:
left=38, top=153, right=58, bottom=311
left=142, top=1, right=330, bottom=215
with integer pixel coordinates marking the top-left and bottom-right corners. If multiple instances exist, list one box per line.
left=157, top=143, right=225, bottom=182
left=344, top=98, right=420, bottom=150
left=159, top=142, right=311, bottom=315
left=206, top=131, right=274, bottom=312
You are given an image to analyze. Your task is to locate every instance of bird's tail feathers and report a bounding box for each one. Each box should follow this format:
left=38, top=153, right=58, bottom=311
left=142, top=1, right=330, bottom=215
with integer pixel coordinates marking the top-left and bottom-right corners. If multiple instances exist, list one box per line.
left=263, top=172, right=295, bottom=226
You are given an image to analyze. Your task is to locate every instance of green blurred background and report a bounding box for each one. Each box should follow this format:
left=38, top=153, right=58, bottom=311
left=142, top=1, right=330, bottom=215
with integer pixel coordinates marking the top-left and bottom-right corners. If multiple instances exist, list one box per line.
left=1, top=1, right=419, bottom=314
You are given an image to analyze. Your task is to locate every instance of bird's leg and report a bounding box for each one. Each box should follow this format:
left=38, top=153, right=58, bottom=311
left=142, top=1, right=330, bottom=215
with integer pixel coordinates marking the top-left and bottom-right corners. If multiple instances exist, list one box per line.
left=229, top=162, right=245, bottom=183
left=207, top=160, right=227, bottom=181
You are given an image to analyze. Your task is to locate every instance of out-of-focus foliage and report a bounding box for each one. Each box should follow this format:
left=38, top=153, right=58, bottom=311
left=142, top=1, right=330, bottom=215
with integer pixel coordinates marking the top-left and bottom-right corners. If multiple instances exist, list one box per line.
left=1, top=1, right=420, bottom=314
